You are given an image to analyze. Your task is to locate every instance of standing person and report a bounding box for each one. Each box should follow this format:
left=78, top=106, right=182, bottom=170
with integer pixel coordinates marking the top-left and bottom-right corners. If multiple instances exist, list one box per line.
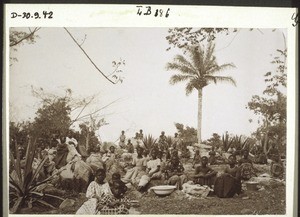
left=139, top=129, right=144, bottom=140
left=192, top=156, right=217, bottom=187
left=54, top=136, right=69, bottom=169
left=208, top=146, right=217, bottom=165
left=192, top=149, right=201, bottom=168
left=76, top=168, right=112, bottom=215
left=134, top=132, right=143, bottom=148
left=173, top=133, right=181, bottom=149
left=165, top=154, right=187, bottom=190
left=119, top=131, right=126, bottom=149
left=214, top=155, right=241, bottom=198
left=158, top=131, right=167, bottom=152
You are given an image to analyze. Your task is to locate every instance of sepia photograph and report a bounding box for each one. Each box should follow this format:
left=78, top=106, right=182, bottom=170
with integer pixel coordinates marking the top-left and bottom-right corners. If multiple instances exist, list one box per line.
left=4, top=4, right=297, bottom=216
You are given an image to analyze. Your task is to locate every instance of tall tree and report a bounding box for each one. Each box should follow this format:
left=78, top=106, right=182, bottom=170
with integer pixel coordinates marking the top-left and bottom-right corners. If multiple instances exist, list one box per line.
left=247, top=49, right=287, bottom=155
left=166, top=42, right=236, bottom=144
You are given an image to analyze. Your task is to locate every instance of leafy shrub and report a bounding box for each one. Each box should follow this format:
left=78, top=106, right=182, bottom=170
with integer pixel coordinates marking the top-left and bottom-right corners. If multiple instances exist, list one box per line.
left=9, top=138, right=63, bottom=213
left=221, top=132, right=234, bottom=152
left=142, top=135, right=157, bottom=151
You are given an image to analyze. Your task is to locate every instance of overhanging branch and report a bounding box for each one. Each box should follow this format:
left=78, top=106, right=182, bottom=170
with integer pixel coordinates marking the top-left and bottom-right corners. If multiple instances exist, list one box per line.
left=63, top=27, right=116, bottom=84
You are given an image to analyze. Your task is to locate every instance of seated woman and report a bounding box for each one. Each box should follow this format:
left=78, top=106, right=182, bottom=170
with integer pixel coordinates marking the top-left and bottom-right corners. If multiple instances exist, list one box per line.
left=76, top=168, right=112, bottom=215
left=165, top=154, right=187, bottom=190
left=214, top=155, right=241, bottom=198
left=86, top=146, right=105, bottom=172
left=238, top=149, right=256, bottom=181
left=97, top=175, right=131, bottom=214
left=137, top=150, right=161, bottom=191
left=122, top=147, right=147, bottom=184
left=192, top=156, right=217, bottom=187
left=270, top=155, right=284, bottom=179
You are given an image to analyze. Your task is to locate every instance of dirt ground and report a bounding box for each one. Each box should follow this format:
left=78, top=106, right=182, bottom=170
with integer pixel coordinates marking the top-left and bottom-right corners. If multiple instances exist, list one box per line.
left=19, top=162, right=286, bottom=215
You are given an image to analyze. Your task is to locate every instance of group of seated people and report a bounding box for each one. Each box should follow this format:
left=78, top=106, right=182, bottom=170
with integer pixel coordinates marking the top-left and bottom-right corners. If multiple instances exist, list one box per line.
left=11, top=130, right=284, bottom=215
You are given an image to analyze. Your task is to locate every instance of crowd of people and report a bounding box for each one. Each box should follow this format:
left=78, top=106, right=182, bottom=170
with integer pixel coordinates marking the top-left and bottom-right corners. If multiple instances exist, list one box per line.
left=10, top=129, right=284, bottom=214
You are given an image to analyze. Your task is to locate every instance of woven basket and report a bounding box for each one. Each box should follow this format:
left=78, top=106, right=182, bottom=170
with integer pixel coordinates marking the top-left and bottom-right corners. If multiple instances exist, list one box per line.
left=100, top=208, right=119, bottom=215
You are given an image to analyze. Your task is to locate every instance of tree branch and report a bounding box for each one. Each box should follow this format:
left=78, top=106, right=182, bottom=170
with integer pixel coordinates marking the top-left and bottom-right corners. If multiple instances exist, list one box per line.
left=63, top=27, right=116, bottom=84
left=10, top=27, right=41, bottom=47
left=73, top=98, right=121, bottom=123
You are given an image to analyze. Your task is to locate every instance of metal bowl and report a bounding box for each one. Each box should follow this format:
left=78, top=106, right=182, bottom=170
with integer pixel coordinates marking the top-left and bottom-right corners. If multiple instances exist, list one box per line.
left=150, top=185, right=177, bottom=196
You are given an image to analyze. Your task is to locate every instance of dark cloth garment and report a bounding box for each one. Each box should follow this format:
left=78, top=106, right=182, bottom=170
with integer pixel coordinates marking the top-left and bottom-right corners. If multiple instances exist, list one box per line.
left=268, top=147, right=280, bottom=161
left=127, top=143, right=134, bottom=153
left=77, top=143, right=89, bottom=158
left=165, top=160, right=185, bottom=178
left=214, top=166, right=241, bottom=198
left=193, top=166, right=217, bottom=187
left=214, top=174, right=241, bottom=198
left=208, top=151, right=216, bottom=165
left=54, top=143, right=69, bottom=169
left=254, top=153, right=268, bottom=164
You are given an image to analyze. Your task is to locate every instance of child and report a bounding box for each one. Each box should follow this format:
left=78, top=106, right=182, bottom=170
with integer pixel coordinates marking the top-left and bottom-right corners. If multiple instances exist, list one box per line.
left=193, top=156, right=217, bottom=187
left=97, top=177, right=131, bottom=214
left=165, top=154, right=187, bottom=190
left=76, top=168, right=112, bottom=215
left=126, top=140, right=134, bottom=154
left=119, top=131, right=126, bottom=149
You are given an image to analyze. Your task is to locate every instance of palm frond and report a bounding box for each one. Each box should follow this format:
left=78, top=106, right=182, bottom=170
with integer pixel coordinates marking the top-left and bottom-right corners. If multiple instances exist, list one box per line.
left=10, top=152, right=22, bottom=187
left=189, top=46, right=205, bottom=77
left=204, top=42, right=216, bottom=66
left=35, top=198, right=57, bottom=209
left=169, top=74, right=194, bottom=85
left=207, top=63, right=236, bottom=75
left=166, top=62, right=197, bottom=77
left=10, top=197, right=23, bottom=214
left=185, top=81, right=196, bottom=95
left=172, top=55, right=198, bottom=74
left=23, top=138, right=37, bottom=186
left=29, top=156, right=49, bottom=187
left=205, top=75, right=237, bottom=86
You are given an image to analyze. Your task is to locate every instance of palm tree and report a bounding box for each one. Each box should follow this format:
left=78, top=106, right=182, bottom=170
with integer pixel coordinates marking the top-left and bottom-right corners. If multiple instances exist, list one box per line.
left=166, top=42, right=236, bottom=144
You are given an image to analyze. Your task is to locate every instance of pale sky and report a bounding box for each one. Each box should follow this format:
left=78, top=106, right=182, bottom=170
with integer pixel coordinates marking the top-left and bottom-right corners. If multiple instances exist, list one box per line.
left=9, top=27, right=286, bottom=142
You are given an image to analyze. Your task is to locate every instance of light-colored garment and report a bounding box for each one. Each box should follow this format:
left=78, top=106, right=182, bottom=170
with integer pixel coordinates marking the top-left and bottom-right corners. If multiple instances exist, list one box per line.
left=123, top=157, right=147, bottom=183
left=66, top=143, right=81, bottom=163
left=86, top=153, right=105, bottom=171
left=147, top=158, right=161, bottom=174
left=76, top=181, right=112, bottom=214
left=138, top=159, right=162, bottom=187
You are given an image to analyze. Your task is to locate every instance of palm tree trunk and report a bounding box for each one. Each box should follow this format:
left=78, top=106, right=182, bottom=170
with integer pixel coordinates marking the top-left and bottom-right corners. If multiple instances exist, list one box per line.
left=197, top=89, right=203, bottom=144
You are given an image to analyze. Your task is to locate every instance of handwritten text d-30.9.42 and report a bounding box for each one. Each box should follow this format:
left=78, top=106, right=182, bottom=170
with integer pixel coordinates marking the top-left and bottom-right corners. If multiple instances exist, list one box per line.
left=136, top=6, right=170, bottom=18
left=10, top=11, right=53, bottom=19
